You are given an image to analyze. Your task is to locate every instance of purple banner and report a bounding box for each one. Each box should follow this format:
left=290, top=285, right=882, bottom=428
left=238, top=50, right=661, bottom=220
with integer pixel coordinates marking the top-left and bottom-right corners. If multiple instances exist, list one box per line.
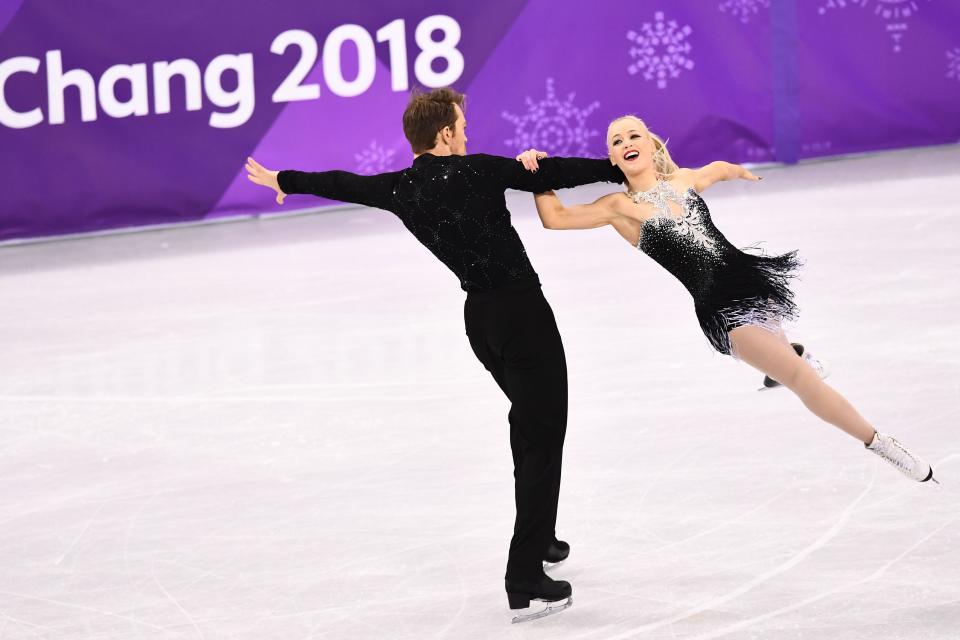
left=1, top=0, right=958, bottom=242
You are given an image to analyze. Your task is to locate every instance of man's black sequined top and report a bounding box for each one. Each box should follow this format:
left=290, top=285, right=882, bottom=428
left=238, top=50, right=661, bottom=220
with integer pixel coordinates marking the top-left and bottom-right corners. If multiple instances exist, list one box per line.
left=278, top=153, right=623, bottom=292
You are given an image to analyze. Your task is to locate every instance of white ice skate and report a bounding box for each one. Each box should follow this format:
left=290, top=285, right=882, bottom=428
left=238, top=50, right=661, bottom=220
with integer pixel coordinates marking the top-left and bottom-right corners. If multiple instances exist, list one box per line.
left=759, top=343, right=831, bottom=391
left=865, top=432, right=938, bottom=483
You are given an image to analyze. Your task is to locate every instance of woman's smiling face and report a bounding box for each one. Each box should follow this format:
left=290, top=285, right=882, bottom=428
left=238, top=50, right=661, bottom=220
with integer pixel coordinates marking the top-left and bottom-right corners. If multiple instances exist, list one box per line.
left=607, top=116, right=654, bottom=173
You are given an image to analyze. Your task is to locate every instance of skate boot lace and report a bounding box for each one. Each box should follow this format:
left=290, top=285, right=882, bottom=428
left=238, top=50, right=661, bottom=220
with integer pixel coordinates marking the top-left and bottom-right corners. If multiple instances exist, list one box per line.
left=875, top=437, right=918, bottom=474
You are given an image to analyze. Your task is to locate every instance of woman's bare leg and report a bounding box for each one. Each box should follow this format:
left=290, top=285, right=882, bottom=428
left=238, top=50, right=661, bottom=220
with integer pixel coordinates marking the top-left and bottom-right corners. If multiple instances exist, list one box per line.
left=729, top=325, right=875, bottom=444
left=774, top=324, right=792, bottom=347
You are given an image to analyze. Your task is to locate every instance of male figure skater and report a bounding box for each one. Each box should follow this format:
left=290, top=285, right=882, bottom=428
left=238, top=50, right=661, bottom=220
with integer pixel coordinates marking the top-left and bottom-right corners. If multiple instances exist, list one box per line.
left=245, top=87, right=623, bottom=622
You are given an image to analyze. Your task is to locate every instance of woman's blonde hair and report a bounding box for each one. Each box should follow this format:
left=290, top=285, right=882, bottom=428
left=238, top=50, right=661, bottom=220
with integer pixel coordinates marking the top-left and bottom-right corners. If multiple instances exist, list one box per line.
left=607, top=115, right=679, bottom=178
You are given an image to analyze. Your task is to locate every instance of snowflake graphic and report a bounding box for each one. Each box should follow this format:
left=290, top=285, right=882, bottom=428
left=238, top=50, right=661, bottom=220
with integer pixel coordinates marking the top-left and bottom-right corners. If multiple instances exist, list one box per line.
left=818, top=0, right=930, bottom=53
left=719, top=0, right=770, bottom=23
left=626, top=11, right=695, bottom=89
left=354, top=141, right=399, bottom=175
left=501, top=78, right=601, bottom=156
left=948, top=48, right=960, bottom=82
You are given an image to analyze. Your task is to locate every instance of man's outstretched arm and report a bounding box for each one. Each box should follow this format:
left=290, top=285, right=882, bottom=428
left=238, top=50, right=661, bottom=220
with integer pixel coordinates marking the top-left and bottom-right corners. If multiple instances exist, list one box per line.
left=245, top=156, right=397, bottom=212
left=470, top=154, right=625, bottom=193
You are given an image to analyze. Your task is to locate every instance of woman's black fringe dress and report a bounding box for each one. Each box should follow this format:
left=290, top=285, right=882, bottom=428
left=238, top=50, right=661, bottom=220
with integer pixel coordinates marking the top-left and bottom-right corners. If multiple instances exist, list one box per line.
left=629, top=180, right=803, bottom=356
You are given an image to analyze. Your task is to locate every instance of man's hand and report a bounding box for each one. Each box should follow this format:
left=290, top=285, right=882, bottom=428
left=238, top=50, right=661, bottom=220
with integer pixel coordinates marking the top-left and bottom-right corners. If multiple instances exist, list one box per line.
left=515, top=148, right=549, bottom=173
left=245, top=156, right=287, bottom=204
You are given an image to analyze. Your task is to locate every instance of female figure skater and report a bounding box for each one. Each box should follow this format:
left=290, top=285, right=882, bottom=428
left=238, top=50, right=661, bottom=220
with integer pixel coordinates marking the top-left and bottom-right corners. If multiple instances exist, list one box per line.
left=516, top=115, right=937, bottom=483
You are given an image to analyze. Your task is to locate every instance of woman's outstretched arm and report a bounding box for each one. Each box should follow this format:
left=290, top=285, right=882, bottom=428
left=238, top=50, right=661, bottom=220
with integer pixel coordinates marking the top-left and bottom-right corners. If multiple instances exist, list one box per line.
left=533, top=190, right=620, bottom=230
left=682, top=161, right=760, bottom=192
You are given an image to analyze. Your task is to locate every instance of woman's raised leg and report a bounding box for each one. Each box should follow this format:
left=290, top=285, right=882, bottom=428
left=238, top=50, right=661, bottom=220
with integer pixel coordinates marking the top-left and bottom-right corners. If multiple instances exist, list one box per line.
left=728, top=325, right=935, bottom=482
left=729, top=325, right=874, bottom=443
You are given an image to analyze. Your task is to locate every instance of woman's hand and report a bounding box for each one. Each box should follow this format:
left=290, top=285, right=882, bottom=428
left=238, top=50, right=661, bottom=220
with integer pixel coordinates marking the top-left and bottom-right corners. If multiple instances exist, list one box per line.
left=739, top=166, right=762, bottom=182
left=515, top=148, right=548, bottom=173
left=245, top=156, right=287, bottom=204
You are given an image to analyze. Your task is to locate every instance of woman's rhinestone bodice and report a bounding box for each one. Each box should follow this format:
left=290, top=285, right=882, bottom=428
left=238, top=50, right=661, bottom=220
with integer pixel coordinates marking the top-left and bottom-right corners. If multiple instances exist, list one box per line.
left=628, top=180, right=736, bottom=300
left=628, top=181, right=719, bottom=252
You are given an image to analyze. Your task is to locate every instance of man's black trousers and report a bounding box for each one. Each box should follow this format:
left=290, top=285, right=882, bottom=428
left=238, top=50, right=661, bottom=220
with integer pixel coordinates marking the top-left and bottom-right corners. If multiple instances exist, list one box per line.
left=464, top=279, right=568, bottom=583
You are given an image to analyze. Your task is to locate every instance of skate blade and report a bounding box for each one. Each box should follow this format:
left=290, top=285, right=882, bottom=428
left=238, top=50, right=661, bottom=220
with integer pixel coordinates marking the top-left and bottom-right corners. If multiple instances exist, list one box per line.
left=511, top=596, right=572, bottom=624
left=543, top=559, right=566, bottom=571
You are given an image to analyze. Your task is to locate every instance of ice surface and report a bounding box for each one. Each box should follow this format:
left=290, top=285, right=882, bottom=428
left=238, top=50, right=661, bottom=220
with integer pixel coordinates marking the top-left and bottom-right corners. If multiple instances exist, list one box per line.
left=1, top=145, right=958, bottom=639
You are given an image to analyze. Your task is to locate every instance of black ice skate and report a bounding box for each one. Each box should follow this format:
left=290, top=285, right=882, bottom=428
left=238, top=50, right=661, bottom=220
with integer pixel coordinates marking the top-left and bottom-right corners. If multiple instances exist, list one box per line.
left=759, top=343, right=831, bottom=391
left=506, top=573, right=573, bottom=623
left=543, top=539, right=570, bottom=570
